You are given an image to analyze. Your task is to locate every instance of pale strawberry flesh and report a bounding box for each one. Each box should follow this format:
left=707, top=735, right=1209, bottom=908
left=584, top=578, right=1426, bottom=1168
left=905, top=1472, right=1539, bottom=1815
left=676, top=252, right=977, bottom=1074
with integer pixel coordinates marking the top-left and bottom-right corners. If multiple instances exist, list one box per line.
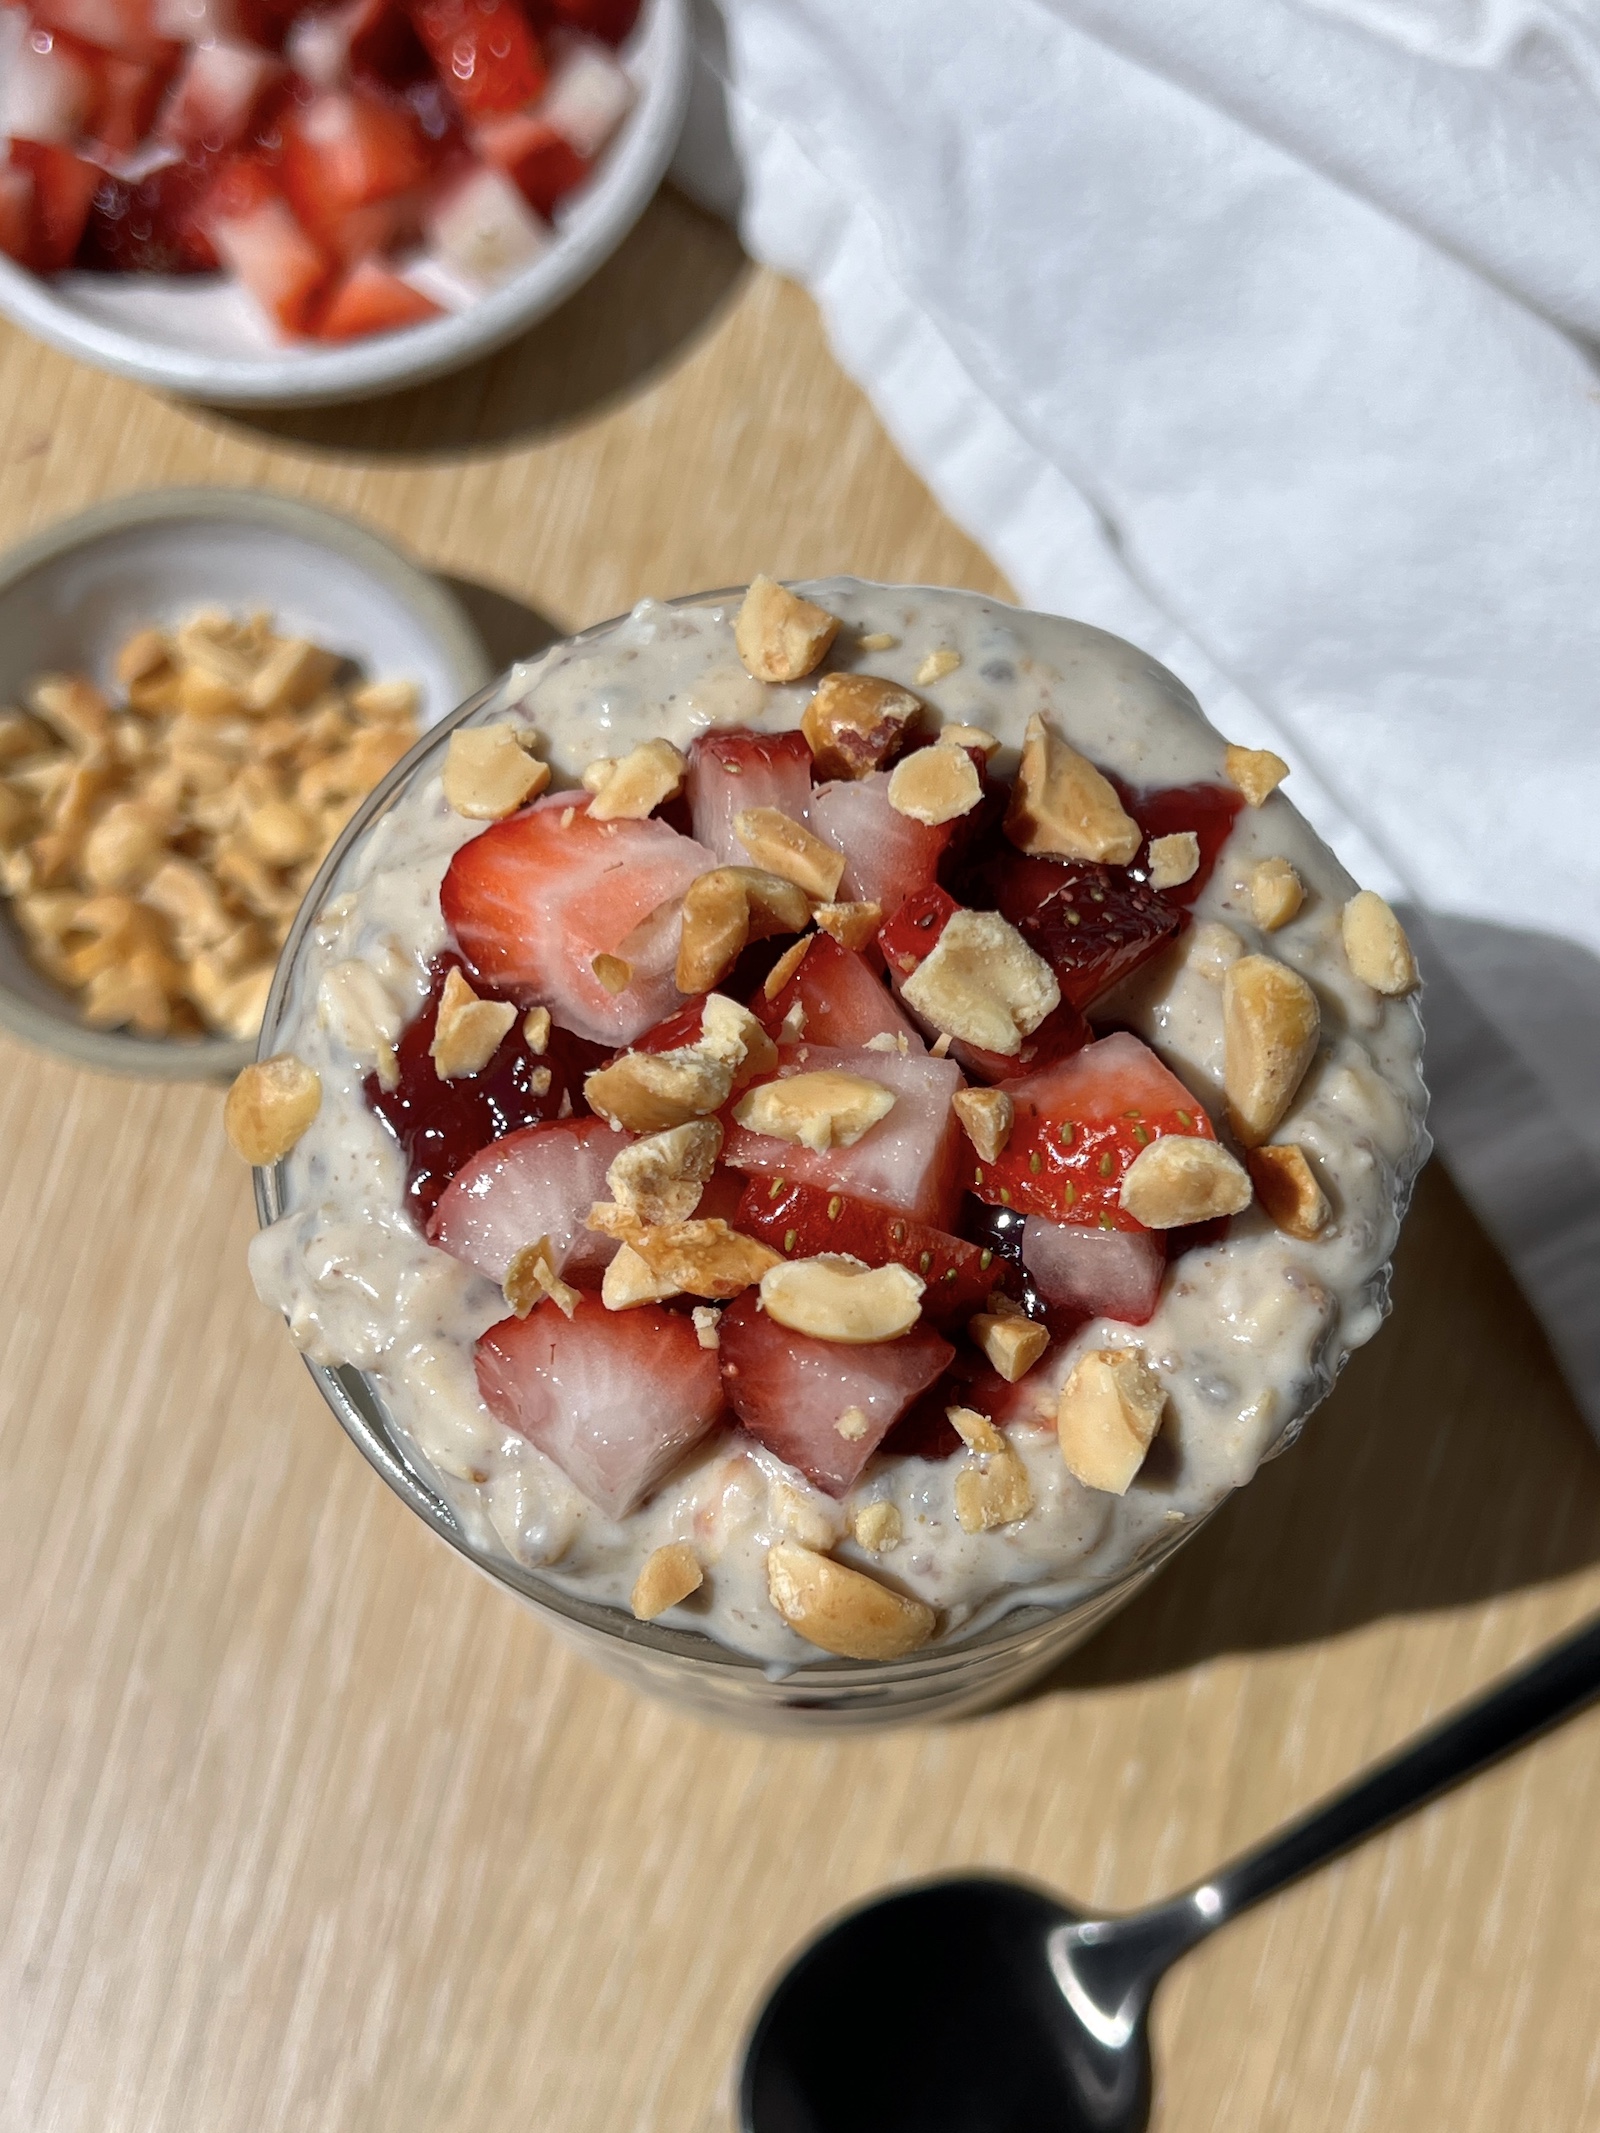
left=1020, top=1214, right=1165, bottom=1330
left=685, top=727, right=814, bottom=867
left=756, top=932, right=922, bottom=1052
left=429, top=1114, right=620, bottom=1283
left=807, top=771, right=949, bottom=916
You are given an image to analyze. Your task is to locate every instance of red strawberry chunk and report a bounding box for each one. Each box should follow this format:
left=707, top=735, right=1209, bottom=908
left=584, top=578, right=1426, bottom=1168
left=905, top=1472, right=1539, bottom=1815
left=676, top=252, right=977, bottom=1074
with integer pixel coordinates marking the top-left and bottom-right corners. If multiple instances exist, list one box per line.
left=281, top=86, right=430, bottom=261
left=877, top=881, right=959, bottom=981
left=316, top=254, right=441, bottom=337
left=31, top=0, right=161, bottom=57
left=534, top=30, right=631, bottom=156
left=685, top=727, right=814, bottom=868
left=986, top=854, right=1181, bottom=1011
left=75, top=146, right=219, bottom=271
left=542, top=0, right=637, bottom=45
left=364, top=954, right=603, bottom=1221
left=722, top=1041, right=966, bottom=1228
left=1, top=19, right=98, bottom=146
left=286, top=0, right=430, bottom=89
left=971, top=1030, right=1216, bottom=1231
left=429, top=1114, right=620, bottom=1283
left=200, top=154, right=331, bottom=333
left=3, top=137, right=100, bottom=269
left=1020, top=1214, right=1165, bottom=1329
left=1125, top=781, right=1243, bottom=909
left=409, top=0, right=546, bottom=119
left=807, top=771, right=950, bottom=917
left=734, top=1175, right=993, bottom=1326
left=477, top=1294, right=723, bottom=1519
left=885, top=1346, right=1048, bottom=1461
left=718, top=1291, right=953, bottom=1497
left=440, top=791, right=718, bottom=1047
left=756, top=933, right=921, bottom=1052
left=473, top=107, right=587, bottom=215
left=158, top=39, right=282, bottom=153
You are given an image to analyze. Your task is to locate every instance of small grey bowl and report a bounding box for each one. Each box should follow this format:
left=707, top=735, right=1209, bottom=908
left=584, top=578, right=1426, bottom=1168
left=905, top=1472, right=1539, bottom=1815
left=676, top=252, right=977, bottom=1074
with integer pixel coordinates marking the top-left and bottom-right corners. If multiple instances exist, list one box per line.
left=0, top=486, right=491, bottom=1083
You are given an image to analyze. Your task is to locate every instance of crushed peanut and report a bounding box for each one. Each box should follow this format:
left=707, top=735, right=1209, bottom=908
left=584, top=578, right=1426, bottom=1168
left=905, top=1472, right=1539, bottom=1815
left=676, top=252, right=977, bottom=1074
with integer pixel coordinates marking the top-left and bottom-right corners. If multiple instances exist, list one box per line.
left=857, top=632, right=898, bottom=653
left=0, top=612, right=420, bottom=1040
left=969, top=1310, right=1049, bottom=1383
left=1119, top=1134, right=1253, bottom=1228
left=813, top=900, right=883, bottom=952
left=954, top=1447, right=1033, bottom=1533
left=429, top=966, right=517, bottom=1080
left=835, top=1406, right=870, bottom=1441
left=886, top=744, right=983, bottom=826
left=1223, top=953, right=1321, bottom=1147
left=601, top=1241, right=678, bottom=1310
left=692, top=1304, right=723, bottom=1350
left=591, top=952, right=632, bottom=995
left=587, top=1208, right=781, bottom=1298
left=947, top=1405, right=1006, bottom=1454
left=1056, top=1347, right=1166, bottom=1495
left=759, top=1253, right=924, bottom=1343
left=223, top=1051, right=321, bottom=1164
left=584, top=1045, right=735, bottom=1132
left=953, top=1085, right=1015, bottom=1165
left=1146, top=831, right=1200, bottom=892
left=1004, top=713, right=1142, bottom=864
left=1249, top=856, right=1304, bottom=932
left=1248, top=1143, right=1331, bottom=1240
left=735, top=577, right=840, bottom=683
left=505, top=1238, right=580, bottom=1318
left=442, top=722, right=549, bottom=820
left=676, top=864, right=810, bottom=993
left=523, top=1005, right=551, bottom=1053
left=586, top=737, right=687, bottom=821
left=938, top=723, right=1000, bottom=756
left=1341, top=891, right=1419, bottom=996
left=765, top=1542, right=934, bottom=1659
left=850, top=1500, right=902, bottom=1553
left=1224, top=744, right=1290, bottom=807
left=915, top=648, right=962, bottom=685
left=630, top=1541, right=703, bottom=1619
left=606, top=1118, right=723, bottom=1224
left=733, top=806, right=846, bottom=900
left=901, top=908, right=1059, bottom=1055
left=762, top=933, right=814, bottom=999
left=732, top=1068, right=896, bottom=1151
left=802, top=673, right=921, bottom=780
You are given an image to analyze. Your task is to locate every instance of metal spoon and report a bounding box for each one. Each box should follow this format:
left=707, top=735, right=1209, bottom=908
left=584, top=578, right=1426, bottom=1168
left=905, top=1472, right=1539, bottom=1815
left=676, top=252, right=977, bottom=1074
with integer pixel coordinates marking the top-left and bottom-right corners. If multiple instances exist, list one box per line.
left=740, top=1611, right=1600, bottom=2133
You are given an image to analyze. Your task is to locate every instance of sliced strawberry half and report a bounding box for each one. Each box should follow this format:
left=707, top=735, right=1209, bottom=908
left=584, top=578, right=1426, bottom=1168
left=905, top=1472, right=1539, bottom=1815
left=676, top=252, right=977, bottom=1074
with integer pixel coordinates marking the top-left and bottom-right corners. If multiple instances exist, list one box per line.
left=316, top=255, right=442, bottom=337
left=280, top=85, right=431, bottom=261
left=409, top=0, right=546, bottom=119
left=982, top=853, right=1182, bottom=1011
left=970, top=1030, right=1216, bottom=1231
left=807, top=770, right=950, bottom=918
left=1020, top=1213, right=1164, bottom=1330
left=365, top=955, right=603, bottom=1222
left=477, top=1294, right=724, bottom=1519
left=722, top=1041, right=966, bottom=1228
left=734, top=1175, right=992, bottom=1326
left=685, top=727, right=814, bottom=868
left=441, top=791, right=717, bottom=1046
left=158, top=39, right=283, bottom=154
left=718, top=1291, right=952, bottom=1498
left=429, top=1114, right=620, bottom=1283
left=473, top=108, right=587, bottom=216
left=755, top=933, right=921, bottom=1052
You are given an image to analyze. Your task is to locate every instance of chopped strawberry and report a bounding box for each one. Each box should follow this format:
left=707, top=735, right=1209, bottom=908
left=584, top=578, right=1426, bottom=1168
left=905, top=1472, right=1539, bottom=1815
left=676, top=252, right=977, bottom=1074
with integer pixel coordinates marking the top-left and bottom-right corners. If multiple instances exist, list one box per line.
left=718, top=1291, right=952, bottom=1498
left=722, top=1042, right=966, bottom=1228
left=885, top=1346, right=1049, bottom=1461
left=970, top=1030, right=1216, bottom=1231
left=409, top=0, right=546, bottom=119
left=984, top=854, right=1182, bottom=1011
left=423, top=154, right=547, bottom=283
left=441, top=791, right=717, bottom=1046
left=429, top=1115, right=620, bottom=1283
left=199, top=150, right=331, bottom=332
left=75, top=147, right=220, bottom=271
left=365, top=955, right=603, bottom=1221
left=685, top=727, right=814, bottom=868
left=755, top=933, right=921, bottom=1052
left=1020, top=1214, right=1165, bottom=1329
left=542, top=0, right=636, bottom=43
left=477, top=1294, right=724, bottom=1519
left=158, top=39, right=282, bottom=153
left=4, top=138, right=99, bottom=269
left=286, top=0, right=430, bottom=89
left=31, top=0, right=162, bottom=56
left=734, top=1175, right=993, bottom=1326
left=877, top=881, right=958, bottom=982
left=0, top=14, right=99, bottom=145
left=533, top=29, right=631, bottom=156
left=807, top=771, right=950, bottom=917
left=280, top=86, right=430, bottom=261
left=1124, top=781, right=1243, bottom=909
left=473, top=109, right=587, bottom=216
left=316, top=254, right=441, bottom=336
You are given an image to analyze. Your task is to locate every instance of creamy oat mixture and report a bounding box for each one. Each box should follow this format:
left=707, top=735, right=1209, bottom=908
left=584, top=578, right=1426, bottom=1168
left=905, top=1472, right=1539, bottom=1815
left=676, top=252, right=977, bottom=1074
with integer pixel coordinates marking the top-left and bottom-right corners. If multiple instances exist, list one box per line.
left=248, top=581, right=1429, bottom=1665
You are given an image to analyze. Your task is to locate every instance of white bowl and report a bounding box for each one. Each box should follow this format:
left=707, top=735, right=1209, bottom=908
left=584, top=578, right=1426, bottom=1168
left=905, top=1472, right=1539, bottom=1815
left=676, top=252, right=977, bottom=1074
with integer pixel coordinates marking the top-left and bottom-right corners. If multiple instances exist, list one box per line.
left=0, top=485, right=491, bottom=1080
left=0, top=0, right=690, bottom=408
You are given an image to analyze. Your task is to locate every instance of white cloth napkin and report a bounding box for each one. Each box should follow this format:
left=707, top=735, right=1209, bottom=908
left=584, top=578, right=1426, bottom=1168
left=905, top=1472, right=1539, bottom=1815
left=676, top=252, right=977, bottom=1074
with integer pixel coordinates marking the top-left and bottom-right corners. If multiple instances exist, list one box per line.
left=674, top=0, right=1600, bottom=1428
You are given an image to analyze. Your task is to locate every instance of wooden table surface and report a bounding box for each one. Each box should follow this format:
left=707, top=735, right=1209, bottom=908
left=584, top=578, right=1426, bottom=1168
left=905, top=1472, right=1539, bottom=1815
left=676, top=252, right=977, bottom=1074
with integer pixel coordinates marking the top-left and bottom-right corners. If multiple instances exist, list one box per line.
left=3, top=188, right=1599, bottom=2133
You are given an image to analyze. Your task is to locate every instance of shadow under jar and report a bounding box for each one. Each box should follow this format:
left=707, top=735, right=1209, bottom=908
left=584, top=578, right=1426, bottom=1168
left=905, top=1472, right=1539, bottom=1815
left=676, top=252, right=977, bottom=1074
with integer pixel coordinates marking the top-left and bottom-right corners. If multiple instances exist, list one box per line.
left=251, top=585, right=1429, bottom=1732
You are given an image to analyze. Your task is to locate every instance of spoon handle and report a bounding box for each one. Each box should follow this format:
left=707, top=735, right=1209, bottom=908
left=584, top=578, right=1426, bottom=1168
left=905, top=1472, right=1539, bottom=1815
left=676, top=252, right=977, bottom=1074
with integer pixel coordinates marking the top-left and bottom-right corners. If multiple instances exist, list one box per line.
left=1192, top=1609, right=1600, bottom=1928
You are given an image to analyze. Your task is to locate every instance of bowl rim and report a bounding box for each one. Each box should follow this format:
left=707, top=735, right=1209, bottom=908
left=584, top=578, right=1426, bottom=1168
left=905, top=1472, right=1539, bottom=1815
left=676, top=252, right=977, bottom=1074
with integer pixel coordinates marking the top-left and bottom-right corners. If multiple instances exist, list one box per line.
left=0, top=483, right=493, bottom=1083
left=0, top=0, right=692, bottom=408
left=250, top=588, right=1207, bottom=1686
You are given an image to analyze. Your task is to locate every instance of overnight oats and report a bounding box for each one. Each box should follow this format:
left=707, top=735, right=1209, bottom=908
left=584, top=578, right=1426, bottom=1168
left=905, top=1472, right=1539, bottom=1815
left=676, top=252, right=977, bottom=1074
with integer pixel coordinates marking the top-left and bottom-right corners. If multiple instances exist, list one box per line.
left=237, top=578, right=1429, bottom=1719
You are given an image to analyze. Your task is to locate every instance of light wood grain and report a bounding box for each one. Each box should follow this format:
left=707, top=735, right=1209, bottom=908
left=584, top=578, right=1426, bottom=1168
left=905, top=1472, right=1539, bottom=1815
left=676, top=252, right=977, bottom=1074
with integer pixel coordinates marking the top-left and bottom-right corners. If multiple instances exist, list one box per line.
left=2, top=186, right=1598, bottom=2133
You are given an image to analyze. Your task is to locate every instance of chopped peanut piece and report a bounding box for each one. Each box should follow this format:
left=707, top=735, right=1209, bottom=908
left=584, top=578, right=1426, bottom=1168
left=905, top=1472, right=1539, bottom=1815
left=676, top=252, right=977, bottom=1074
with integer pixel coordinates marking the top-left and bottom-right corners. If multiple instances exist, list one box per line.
left=851, top=1500, right=902, bottom=1554
left=1224, top=744, right=1290, bottom=806
left=802, top=673, right=921, bottom=780
left=1249, top=856, right=1304, bottom=932
left=1120, top=1135, right=1252, bottom=1227
left=245, top=638, right=339, bottom=715
left=587, top=738, right=688, bottom=821
left=769, top=1476, right=841, bottom=1551
left=442, top=724, right=549, bottom=820
left=901, top=908, right=1059, bottom=1056
left=857, top=632, right=898, bottom=653
left=938, top=723, right=1000, bottom=756
left=765, top=1542, right=934, bottom=1658
left=505, top=1238, right=579, bottom=1319
left=692, top=1305, right=722, bottom=1350
left=602, top=1242, right=678, bottom=1310
left=887, top=744, right=983, bottom=826
left=631, top=1542, right=703, bottom=1620
left=114, top=628, right=169, bottom=689
left=759, top=1254, right=924, bottom=1343
left=762, top=933, right=814, bottom=999
left=581, top=757, right=616, bottom=794
left=591, top=953, right=631, bottom=995
left=835, top=1406, right=870, bottom=1442
left=1342, top=891, right=1419, bottom=996
left=1004, top=714, right=1141, bottom=864
left=735, top=577, right=840, bottom=683
left=588, top=1209, right=781, bottom=1298
left=523, top=1005, right=551, bottom=1053
left=970, top=1311, right=1050, bottom=1383
left=606, top=1118, right=723, bottom=1224
left=677, top=865, right=811, bottom=993
left=1248, top=1143, right=1331, bottom=1240
left=915, top=648, right=961, bottom=685
left=1057, top=1348, right=1166, bottom=1495
left=953, top=1086, right=1015, bottom=1165
left=81, top=799, right=169, bottom=892
left=223, top=1053, right=321, bottom=1164
left=1223, top=954, right=1321, bottom=1147
left=429, top=965, right=517, bottom=1080
left=813, top=900, right=883, bottom=952
left=584, top=1046, right=735, bottom=1133
left=31, top=674, right=112, bottom=756
left=955, top=1448, right=1033, bottom=1533
left=947, top=1405, right=1006, bottom=1455
left=1147, top=831, right=1199, bottom=892
left=733, top=1068, right=896, bottom=1152
left=733, top=806, right=846, bottom=900
left=698, top=992, right=779, bottom=1084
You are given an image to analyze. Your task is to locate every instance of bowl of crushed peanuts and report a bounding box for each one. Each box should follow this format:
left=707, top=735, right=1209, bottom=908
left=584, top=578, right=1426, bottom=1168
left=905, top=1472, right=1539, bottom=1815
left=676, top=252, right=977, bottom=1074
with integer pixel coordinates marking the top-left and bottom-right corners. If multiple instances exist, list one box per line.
left=0, top=486, right=489, bottom=1079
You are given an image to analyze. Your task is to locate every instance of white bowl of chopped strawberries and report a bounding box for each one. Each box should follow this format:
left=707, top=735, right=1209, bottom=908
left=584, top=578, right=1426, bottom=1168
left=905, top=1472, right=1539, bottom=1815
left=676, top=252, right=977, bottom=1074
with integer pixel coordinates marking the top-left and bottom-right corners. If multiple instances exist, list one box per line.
left=0, top=0, right=688, bottom=403
left=242, top=579, right=1429, bottom=1727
